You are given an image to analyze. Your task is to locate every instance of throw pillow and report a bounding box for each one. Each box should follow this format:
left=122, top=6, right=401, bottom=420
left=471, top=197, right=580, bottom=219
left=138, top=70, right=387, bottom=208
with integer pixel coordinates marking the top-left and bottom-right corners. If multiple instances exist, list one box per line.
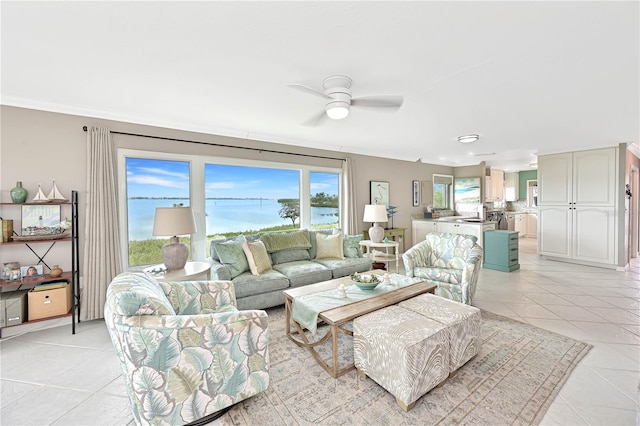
left=316, top=232, right=344, bottom=259
left=261, top=229, right=311, bottom=252
left=343, top=234, right=363, bottom=258
left=242, top=240, right=272, bottom=275
left=214, top=236, right=249, bottom=278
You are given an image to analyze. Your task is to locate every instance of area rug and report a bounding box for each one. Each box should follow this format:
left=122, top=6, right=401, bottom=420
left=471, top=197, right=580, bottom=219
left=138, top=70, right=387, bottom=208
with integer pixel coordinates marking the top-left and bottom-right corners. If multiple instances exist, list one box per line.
left=216, top=307, right=591, bottom=425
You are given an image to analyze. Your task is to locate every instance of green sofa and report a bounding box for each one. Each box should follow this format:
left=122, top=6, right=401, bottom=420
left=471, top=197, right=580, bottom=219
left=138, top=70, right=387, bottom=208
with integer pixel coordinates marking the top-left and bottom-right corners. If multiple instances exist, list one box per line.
left=208, top=229, right=372, bottom=310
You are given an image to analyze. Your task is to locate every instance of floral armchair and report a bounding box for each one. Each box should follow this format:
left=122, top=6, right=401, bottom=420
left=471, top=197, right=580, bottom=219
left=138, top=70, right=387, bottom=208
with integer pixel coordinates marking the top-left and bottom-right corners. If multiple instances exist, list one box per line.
left=104, top=272, right=269, bottom=426
left=402, top=232, right=483, bottom=305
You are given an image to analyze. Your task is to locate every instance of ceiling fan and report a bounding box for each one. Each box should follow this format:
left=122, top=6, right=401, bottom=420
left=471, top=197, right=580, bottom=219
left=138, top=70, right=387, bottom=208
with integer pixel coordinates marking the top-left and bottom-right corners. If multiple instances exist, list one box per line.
left=289, top=75, right=404, bottom=126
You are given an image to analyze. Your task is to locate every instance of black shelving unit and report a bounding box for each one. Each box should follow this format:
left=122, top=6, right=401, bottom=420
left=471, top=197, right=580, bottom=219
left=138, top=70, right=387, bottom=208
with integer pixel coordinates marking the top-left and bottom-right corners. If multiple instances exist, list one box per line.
left=0, top=190, right=80, bottom=336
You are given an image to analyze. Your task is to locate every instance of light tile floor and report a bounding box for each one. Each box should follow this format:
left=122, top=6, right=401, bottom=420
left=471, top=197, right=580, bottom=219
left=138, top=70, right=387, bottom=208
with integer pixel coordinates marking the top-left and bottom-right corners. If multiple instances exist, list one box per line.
left=1, top=238, right=639, bottom=425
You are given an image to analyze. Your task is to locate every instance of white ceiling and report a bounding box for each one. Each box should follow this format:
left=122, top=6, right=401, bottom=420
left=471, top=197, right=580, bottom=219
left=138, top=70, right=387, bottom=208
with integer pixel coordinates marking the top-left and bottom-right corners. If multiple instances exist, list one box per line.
left=2, top=1, right=638, bottom=171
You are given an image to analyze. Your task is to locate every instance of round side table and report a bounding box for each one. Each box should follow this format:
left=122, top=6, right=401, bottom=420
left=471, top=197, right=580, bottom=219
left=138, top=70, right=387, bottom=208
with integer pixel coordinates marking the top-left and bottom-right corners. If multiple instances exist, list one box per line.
left=144, top=261, right=211, bottom=282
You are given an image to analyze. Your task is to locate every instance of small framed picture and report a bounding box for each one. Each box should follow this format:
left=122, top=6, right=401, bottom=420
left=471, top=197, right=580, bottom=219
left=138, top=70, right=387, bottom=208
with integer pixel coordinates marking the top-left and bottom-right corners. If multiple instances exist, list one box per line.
left=21, top=264, right=44, bottom=278
left=21, top=204, right=61, bottom=234
left=412, top=180, right=420, bottom=206
left=370, top=181, right=390, bottom=208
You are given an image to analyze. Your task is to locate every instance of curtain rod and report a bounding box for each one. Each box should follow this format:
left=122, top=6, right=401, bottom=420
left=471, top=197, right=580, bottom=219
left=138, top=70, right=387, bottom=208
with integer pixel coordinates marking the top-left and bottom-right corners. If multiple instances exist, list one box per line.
left=82, top=126, right=346, bottom=162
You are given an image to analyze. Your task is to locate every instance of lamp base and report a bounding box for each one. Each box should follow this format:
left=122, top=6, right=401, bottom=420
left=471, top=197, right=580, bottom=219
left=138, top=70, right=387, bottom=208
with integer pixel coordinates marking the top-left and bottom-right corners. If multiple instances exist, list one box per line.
left=161, top=236, right=189, bottom=271
left=368, top=223, right=385, bottom=243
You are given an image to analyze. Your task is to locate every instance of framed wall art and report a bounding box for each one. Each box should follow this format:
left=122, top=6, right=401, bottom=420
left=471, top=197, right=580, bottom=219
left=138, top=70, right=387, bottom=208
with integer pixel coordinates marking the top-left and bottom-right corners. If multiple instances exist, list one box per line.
left=370, top=181, right=389, bottom=207
left=412, top=180, right=420, bottom=206
left=453, top=177, right=481, bottom=203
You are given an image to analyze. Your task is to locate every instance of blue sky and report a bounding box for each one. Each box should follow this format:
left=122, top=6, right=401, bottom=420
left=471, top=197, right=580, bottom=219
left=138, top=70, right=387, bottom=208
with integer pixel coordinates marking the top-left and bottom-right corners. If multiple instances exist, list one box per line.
left=126, top=158, right=338, bottom=199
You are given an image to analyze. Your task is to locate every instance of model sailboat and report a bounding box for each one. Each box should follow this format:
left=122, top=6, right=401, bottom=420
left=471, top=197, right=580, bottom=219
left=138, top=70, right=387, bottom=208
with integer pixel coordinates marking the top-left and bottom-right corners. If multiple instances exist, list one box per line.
left=47, top=180, right=67, bottom=201
left=31, top=184, right=50, bottom=203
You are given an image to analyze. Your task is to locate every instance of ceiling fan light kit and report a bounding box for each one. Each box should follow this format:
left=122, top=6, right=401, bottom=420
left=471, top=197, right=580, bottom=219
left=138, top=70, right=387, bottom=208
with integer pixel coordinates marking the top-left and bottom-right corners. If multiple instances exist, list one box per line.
left=326, top=102, right=350, bottom=119
left=289, top=75, right=404, bottom=124
left=458, top=134, right=480, bottom=144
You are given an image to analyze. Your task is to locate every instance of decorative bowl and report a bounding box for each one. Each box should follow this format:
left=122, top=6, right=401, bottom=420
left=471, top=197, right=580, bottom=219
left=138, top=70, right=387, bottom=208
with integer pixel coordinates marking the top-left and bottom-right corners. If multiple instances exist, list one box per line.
left=350, top=273, right=381, bottom=290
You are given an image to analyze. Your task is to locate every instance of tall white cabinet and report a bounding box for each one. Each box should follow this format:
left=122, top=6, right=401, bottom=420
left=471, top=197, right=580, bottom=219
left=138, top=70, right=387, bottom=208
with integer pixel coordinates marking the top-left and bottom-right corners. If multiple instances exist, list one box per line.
left=537, top=147, right=618, bottom=266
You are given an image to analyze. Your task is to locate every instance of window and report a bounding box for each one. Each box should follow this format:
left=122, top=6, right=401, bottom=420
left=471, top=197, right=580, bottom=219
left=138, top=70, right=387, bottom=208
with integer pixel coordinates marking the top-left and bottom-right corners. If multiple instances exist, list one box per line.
left=310, top=172, right=339, bottom=229
left=125, top=157, right=191, bottom=267
left=118, top=149, right=342, bottom=269
left=204, top=164, right=301, bottom=237
left=433, top=174, right=453, bottom=210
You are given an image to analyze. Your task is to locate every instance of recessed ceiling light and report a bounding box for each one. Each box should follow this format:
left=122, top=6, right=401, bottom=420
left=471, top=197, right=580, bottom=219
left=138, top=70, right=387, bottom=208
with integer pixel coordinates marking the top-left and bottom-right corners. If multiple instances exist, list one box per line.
left=457, top=134, right=479, bottom=144
left=474, top=152, right=495, bottom=156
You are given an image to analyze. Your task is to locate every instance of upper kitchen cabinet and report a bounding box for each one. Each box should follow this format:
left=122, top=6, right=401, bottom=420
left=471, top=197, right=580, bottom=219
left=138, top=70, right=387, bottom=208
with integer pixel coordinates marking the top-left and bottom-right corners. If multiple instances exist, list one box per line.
left=504, top=172, right=519, bottom=201
left=538, top=148, right=617, bottom=207
left=484, top=169, right=504, bottom=202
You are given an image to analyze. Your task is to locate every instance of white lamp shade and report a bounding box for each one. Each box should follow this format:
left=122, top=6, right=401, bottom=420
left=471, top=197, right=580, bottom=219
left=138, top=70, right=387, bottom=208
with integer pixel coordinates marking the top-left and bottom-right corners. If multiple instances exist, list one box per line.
left=152, top=207, right=196, bottom=237
left=363, top=204, right=388, bottom=223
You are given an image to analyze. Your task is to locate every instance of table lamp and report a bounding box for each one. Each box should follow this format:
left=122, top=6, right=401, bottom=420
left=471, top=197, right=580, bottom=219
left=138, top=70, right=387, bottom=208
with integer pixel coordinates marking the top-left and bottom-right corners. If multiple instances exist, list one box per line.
left=152, top=206, right=196, bottom=270
left=363, top=204, right=388, bottom=243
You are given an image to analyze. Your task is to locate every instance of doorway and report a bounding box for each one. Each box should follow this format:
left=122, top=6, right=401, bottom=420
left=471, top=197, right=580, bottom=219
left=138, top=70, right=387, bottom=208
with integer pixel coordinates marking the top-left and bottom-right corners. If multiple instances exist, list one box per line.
left=630, top=167, right=639, bottom=260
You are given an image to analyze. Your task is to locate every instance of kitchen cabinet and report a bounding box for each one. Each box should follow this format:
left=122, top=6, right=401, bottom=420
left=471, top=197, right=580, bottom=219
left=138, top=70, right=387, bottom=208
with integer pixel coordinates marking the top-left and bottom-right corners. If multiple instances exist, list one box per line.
left=411, top=220, right=437, bottom=244
left=504, top=172, right=519, bottom=202
left=514, top=213, right=537, bottom=238
left=538, top=147, right=618, bottom=265
left=484, top=169, right=504, bottom=202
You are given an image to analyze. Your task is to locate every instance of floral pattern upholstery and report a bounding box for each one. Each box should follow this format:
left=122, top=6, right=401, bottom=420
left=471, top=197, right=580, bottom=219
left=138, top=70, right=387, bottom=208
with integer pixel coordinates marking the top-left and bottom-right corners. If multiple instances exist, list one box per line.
left=104, top=272, right=269, bottom=426
left=403, top=232, right=483, bottom=304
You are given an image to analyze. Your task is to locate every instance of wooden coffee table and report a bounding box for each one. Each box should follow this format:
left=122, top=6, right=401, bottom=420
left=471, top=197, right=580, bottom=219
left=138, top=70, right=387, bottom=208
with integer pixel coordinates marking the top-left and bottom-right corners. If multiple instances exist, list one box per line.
left=284, top=271, right=436, bottom=378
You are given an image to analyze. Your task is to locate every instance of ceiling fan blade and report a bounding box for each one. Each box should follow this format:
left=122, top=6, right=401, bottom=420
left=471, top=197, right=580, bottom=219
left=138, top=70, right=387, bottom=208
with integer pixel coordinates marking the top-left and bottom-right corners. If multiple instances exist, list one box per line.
left=351, top=95, right=404, bottom=110
left=288, top=84, right=329, bottom=99
left=302, top=110, right=329, bottom=127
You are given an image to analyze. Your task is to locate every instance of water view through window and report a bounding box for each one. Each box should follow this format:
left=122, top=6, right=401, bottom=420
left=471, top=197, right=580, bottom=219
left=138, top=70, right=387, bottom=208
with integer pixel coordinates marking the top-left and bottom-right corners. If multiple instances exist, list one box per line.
left=204, top=165, right=339, bottom=236
left=124, top=157, right=340, bottom=266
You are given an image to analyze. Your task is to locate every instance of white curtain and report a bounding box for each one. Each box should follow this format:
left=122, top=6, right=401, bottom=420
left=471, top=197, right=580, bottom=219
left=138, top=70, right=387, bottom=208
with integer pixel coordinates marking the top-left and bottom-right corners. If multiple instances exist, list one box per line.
left=81, top=127, right=122, bottom=320
left=341, top=157, right=358, bottom=234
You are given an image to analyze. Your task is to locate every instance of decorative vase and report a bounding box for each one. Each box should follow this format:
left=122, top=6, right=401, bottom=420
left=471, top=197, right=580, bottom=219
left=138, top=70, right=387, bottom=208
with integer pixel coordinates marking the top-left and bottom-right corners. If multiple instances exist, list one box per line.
left=10, top=181, right=28, bottom=203
left=50, top=265, right=63, bottom=278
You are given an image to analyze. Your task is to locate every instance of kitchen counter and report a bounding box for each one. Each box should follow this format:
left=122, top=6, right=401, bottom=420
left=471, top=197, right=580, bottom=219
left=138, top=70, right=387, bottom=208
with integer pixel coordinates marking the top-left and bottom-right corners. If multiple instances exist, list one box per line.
left=413, top=217, right=497, bottom=224
left=411, top=218, right=497, bottom=247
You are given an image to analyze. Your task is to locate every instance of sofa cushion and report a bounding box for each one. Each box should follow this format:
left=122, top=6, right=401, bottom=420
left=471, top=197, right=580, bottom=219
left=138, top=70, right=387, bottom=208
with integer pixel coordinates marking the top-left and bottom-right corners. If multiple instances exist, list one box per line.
left=242, top=240, right=272, bottom=275
left=106, top=272, right=176, bottom=316
left=261, top=229, right=311, bottom=252
left=215, top=237, right=249, bottom=278
left=271, top=248, right=311, bottom=265
left=231, top=269, right=290, bottom=298
left=415, top=266, right=463, bottom=284
left=273, top=261, right=332, bottom=288
left=315, top=257, right=372, bottom=278
left=343, top=234, right=363, bottom=258
left=316, top=232, right=344, bottom=259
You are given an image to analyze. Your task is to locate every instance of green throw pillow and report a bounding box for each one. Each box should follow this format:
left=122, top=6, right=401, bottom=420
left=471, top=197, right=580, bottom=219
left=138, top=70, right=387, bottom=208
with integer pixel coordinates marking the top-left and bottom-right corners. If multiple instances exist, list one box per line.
left=214, top=237, right=249, bottom=278
left=343, top=234, right=363, bottom=258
